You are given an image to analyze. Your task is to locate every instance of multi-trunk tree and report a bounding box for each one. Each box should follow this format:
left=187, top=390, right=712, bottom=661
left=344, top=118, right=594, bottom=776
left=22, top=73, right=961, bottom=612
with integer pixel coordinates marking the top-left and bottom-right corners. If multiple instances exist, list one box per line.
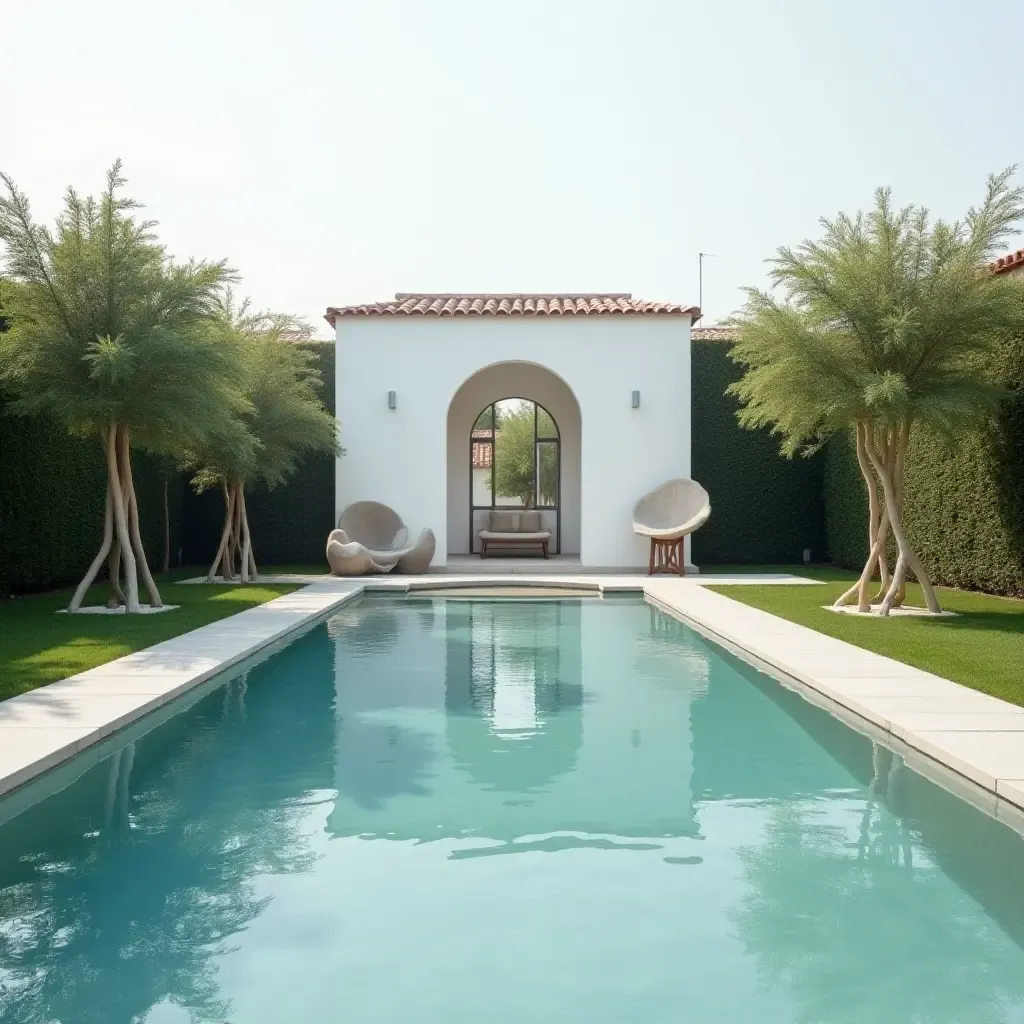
left=0, top=162, right=245, bottom=612
left=186, top=294, right=339, bottom=583
left=728, top=169, right=1024, bottom=615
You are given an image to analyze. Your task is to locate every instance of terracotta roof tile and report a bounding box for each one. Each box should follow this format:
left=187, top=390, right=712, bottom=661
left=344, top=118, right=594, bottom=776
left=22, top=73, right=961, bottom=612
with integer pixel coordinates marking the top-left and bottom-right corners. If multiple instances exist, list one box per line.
left=325, top=293, right=700, bottom=326
left=991, top=248, right=1024, bottom=275
left=692, top=327, right=739, bottom=341
left=471, top=440, right=493, bottom=469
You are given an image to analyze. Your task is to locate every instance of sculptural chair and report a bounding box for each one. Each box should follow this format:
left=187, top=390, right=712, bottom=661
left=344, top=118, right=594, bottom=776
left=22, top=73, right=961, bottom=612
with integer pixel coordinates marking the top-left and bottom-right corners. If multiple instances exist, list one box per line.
left=326, top=501, right=435, bottom=576
left=631, top=479, right=711, bottom=576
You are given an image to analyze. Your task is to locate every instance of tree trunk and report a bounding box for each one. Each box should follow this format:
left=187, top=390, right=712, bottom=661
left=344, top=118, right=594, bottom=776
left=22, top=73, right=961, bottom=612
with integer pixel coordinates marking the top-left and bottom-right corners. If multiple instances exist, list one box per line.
left=108, top=424, right=141, bottom=613
left=238, top=481, right=255, bottom=583
left=866, top=421, right=940, bottom=615
left=106, top=433, right=133, bottom=608
left=890, top=433, right=908, bottom=608
left=208, top=479, right=235, bottom=582
left=229, top=481, right=243, bottom=579
left=120, top=429, right=163, bottom=607
left=834, top=422, right=889, bottom=611
left=239, top=488, right=250, bottom=583
left=69, top=440, right=115, bottom=612
left=107, top=541, right=125, bottom=608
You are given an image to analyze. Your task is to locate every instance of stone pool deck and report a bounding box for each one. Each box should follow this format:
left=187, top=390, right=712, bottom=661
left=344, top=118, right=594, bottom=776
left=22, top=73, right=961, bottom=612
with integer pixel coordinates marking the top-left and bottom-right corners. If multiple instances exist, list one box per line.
left=2, top=572, right=1023, bottom=833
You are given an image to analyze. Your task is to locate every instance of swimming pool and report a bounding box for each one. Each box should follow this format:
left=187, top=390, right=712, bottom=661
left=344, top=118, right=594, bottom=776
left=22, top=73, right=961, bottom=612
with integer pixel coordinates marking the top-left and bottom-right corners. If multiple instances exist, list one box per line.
left=2, top=595, right=1024, bottom=1022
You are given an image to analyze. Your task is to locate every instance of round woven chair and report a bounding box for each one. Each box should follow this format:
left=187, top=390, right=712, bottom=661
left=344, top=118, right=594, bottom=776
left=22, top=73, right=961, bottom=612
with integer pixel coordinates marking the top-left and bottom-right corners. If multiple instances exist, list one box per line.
left=632, top=479, right=711, bottom=576
left=327, top=501, right=435, bottom=576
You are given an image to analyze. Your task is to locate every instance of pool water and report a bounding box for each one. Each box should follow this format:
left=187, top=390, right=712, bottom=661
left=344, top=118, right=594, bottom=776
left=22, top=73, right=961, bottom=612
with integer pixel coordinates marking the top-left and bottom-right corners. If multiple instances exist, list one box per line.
left=2, top=596, right=1024, bottom=1023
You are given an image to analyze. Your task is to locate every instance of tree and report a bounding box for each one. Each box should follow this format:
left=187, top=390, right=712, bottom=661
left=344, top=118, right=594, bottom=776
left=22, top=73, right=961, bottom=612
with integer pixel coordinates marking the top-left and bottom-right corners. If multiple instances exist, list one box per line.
left=0, top=162, right=243, bottom=611
left=728, top=169, right=1024, bottom=615
left=186, top=293, right=339, bottom=583
left=730, top=749, right=1024, bottom=1024
left=492, top=402, right=557, bottom=507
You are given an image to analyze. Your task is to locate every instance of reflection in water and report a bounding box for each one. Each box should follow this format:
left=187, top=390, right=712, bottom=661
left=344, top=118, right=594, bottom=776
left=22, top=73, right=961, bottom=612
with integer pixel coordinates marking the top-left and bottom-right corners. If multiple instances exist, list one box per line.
left=0, top=636, right=336, bottom=1024
left=443, top=600, right=584, bottom=792
left=2, top=598, right=1024, bottom=1022
left=730, top=757, right=1024, bottom=1024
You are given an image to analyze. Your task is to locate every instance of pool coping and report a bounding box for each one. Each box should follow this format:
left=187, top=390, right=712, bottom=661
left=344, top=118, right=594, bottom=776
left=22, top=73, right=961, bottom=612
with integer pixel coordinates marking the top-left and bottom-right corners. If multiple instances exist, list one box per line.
left=2, top=573, right=1023, bottom=835
left=642, top=580, right=1024, bottom=832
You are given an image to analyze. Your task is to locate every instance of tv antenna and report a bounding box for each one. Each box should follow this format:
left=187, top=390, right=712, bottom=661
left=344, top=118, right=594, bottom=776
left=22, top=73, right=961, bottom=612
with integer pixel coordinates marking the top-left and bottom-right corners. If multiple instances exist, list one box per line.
left=698, top=252, right=721, bottom=322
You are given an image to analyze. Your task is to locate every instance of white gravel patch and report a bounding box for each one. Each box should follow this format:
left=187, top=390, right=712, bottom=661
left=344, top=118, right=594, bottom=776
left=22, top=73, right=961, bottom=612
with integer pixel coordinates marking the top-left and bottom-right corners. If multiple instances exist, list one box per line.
left=825, top=603, right=958, bottom=618
left=57, top=604, right=181, bottom=616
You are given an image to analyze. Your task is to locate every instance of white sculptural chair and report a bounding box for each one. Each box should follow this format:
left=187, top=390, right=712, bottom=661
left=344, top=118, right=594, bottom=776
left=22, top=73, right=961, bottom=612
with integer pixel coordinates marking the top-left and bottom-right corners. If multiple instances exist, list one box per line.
left=326, top=501, right=436, bottom=576
left=631, top=478, right=711, bottom=576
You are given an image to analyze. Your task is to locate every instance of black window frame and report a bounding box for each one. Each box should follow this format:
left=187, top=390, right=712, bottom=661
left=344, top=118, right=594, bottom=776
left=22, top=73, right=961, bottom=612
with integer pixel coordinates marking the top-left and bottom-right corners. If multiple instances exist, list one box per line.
left=469, top=398, right=561, bottom=554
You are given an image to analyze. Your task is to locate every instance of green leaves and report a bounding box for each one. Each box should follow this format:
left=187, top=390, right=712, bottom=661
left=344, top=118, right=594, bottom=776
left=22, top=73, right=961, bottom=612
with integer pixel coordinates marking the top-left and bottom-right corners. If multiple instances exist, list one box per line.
left=83, top=334, right=135, bottom=387
left=0, top=163, right=239, bottom=445
left=730, top=167, right=1024, bottom=450
left=182, top=294, right=339, bottom=493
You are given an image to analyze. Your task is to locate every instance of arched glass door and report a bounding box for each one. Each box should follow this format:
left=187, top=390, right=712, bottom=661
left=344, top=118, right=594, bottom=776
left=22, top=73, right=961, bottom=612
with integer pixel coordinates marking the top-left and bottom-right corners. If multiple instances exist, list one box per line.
left=470, top=398, right=560, bottom=553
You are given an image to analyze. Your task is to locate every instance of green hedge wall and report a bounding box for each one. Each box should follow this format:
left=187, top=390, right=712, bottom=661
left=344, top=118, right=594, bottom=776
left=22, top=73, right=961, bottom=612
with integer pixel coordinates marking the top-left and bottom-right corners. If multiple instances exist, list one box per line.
left=824, top=337, right=1024, bottom=596
left=691, top=339, right=827, bottom=565
left=181, top=343, right=336, bottom=568
left=0, top=405, right=182, bottom=596
left=823, top=331, right=1024, bottom=598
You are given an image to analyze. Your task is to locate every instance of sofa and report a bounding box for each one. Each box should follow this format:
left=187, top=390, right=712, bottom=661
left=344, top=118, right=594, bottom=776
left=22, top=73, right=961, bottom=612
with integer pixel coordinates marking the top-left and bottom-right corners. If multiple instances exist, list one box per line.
left=478, top=509, right=552, bottom=559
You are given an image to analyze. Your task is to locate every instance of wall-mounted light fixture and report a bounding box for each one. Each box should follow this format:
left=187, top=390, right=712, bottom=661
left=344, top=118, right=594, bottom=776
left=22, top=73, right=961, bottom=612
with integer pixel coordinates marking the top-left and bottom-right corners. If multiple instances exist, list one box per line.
left=631, top=390, right=641, bottom=409
left=387, top=390, right=397, bottom=410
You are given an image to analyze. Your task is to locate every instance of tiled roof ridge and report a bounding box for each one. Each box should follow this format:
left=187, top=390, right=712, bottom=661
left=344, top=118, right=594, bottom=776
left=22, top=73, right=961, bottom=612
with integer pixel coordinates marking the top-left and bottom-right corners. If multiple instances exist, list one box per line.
left=692, top=326, right=739, bottom=341
left=991, top=248, right=1024, bottom=275
left=325, top=293, right=700, bottom=325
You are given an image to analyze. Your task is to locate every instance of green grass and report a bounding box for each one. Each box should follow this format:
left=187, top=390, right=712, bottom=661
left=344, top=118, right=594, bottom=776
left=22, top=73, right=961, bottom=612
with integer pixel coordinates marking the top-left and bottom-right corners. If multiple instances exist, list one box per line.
left=706, top=566, right=1024, bottom=706
left=0, top=570, right=300, bottom=700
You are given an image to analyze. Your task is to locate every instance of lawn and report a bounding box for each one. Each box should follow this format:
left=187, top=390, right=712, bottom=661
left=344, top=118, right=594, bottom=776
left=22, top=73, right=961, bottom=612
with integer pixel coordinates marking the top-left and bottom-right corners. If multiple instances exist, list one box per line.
left=707, top=566, right=1024, bottom=707
left=0, top=571, right=301, bottom=701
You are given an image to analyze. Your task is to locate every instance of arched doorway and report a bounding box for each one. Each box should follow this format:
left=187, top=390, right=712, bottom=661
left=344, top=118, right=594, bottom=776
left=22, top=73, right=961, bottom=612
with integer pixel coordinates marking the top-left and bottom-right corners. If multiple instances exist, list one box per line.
left=446, top=362, right=581, bottom=558
left=469, top=398, right=561, bottom=553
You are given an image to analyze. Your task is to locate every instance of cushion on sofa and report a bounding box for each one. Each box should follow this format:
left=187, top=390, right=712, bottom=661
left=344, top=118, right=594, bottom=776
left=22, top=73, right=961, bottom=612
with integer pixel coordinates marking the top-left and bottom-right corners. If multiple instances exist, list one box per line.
left=490, top=510, right=520, bottom=532
left=518, top=510, right=543, bottom=532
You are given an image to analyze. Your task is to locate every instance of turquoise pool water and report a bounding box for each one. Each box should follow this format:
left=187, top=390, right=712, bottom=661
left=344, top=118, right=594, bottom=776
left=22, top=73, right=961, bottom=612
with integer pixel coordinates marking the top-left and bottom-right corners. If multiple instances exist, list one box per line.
left=2, top=596, right=1024, bottom=1023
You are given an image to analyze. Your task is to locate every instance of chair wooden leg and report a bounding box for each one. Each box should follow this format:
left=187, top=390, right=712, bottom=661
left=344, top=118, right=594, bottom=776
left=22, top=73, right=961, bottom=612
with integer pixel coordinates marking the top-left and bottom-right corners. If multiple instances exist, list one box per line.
left=542, top=540, right=549, bottom=559
left=649, top=537, right=684, bottom=576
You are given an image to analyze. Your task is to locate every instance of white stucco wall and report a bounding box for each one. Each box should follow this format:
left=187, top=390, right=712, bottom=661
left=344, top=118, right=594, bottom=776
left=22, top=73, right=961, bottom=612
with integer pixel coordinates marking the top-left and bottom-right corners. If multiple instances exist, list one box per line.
left=335, top=314, right=693, bottom=568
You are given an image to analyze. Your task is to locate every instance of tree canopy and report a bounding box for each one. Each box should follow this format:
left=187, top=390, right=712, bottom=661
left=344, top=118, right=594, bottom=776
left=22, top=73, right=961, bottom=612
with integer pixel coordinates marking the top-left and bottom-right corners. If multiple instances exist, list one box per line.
left=0, top=161, right=245, bottom=610
left=728, top=168, right=1024, bottom=614
left=185, top=292, right=339, bottom=582
left=492, top=401, right=558, bottom=507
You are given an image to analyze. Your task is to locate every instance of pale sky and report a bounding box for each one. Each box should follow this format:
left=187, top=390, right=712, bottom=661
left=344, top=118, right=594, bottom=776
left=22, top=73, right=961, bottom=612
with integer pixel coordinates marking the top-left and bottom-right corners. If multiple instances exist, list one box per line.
left=8, top=0, right=1024, bottom=337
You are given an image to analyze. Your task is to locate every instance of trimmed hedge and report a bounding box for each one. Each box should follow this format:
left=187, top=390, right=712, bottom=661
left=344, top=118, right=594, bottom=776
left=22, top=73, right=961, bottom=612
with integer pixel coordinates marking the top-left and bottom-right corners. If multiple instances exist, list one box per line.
left=0, top=406, right=182, bottom=596
left=691, top=339, right=827, bottom=565
left=825, top=424, right=1024, bottom=597
left=824, top=336, right=1024, bottom=596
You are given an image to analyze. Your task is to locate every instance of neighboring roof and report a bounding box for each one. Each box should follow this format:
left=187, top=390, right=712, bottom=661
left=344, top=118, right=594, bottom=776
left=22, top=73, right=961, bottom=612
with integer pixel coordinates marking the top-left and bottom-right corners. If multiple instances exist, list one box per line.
left=991, top=248, right=1024, bottom=275
left=471, top=440, right=493, bottom=470
left=692, top=326, right=739, bottom=342
left=325, top=293, right=700, bottom=326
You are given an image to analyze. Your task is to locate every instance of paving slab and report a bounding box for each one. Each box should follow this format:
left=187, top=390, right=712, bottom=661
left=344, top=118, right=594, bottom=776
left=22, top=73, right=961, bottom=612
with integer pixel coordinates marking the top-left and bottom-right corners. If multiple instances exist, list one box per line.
left=645, top=579, right=1024, bottom=815
left=0, top=691, right=169, bottom=738
left=0, top=725, right=99, bottom=794
left=906, top=731, right=1024, bottom=791
left=886, top=713, right=1024, bottom=740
